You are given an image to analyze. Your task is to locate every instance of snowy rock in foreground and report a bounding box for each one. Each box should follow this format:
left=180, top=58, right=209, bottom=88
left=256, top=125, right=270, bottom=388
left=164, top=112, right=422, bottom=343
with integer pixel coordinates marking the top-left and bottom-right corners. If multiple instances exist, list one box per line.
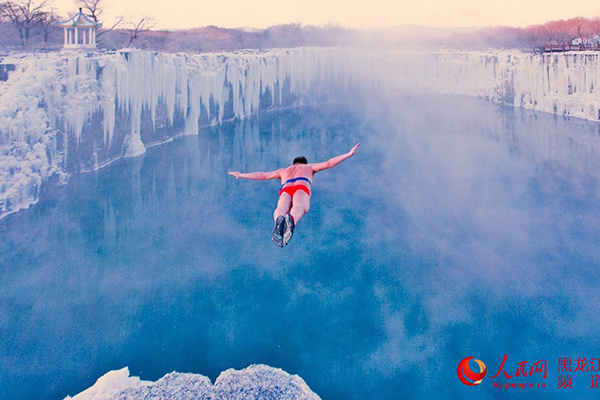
left=112, top=371, right=212, bottom=400
left=211, top=365, right=320, bottom=400
left=65, top=365, right=321, bottom=400
left=65, top=368, right=150, bottom=400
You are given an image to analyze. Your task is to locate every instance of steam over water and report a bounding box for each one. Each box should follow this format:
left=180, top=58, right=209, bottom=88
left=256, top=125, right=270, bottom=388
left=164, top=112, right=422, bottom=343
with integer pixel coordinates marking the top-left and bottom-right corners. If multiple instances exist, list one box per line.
left=2, top=95, right=600, bottom=399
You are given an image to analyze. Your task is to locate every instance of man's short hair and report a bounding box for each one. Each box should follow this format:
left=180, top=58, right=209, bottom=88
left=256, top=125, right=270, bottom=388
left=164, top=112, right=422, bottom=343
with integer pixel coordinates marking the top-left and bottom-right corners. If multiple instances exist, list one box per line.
left=293, top=156, right=308, bottom=165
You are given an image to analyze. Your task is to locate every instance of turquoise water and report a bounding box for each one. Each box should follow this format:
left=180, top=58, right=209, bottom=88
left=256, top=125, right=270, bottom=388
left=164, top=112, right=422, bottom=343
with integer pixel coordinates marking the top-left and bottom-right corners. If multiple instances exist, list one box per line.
left=1, top=96, right=600, bottom=399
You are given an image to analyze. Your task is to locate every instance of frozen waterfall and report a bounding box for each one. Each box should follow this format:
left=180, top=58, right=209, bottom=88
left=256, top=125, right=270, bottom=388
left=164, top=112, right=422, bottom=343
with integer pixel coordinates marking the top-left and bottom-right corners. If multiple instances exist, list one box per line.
left=2, top=48, right=600, bottom=219
left=0, top=48, right=360, bottom=219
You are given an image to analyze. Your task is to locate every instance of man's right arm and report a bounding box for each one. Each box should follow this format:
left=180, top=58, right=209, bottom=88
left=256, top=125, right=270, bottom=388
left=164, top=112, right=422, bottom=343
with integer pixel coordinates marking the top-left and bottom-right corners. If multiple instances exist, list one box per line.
left=311, top=143, right=360, bottom=173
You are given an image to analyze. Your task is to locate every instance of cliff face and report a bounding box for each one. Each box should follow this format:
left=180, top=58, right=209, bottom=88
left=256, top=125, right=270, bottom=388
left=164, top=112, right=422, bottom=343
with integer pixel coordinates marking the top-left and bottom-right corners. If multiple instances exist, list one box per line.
left=0, top=48, right=357, bottom=219
left=381, top=51, right=600, bottom=122
left=1, top=48, right=599, bottom=219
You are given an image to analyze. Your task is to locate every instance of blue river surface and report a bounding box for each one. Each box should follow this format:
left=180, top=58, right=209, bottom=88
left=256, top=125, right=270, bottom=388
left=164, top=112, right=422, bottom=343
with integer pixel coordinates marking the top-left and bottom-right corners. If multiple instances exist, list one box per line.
left=2, top=95, right=600, bottom=400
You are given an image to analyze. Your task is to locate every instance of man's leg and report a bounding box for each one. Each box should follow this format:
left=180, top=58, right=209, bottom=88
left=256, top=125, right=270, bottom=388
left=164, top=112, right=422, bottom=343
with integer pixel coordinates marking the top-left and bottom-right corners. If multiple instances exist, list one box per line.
left=283, top=191, right=310, bottom=245
left=272, top=194, right=292, bottom=247
left=290, top=191, right=310, bottom=223
left=273, top=193, right=292, bottom=221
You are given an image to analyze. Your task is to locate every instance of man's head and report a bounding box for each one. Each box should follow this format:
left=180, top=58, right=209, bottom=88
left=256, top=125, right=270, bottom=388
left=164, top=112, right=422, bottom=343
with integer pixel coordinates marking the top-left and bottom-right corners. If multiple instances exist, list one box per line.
left=293, top=156, right=308, bottom=165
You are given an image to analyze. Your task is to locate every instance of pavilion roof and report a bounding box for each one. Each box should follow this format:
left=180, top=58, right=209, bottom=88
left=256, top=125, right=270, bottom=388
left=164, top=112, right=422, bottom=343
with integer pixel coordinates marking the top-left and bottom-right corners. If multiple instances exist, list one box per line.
left=57, top=8, right=102, bottom=28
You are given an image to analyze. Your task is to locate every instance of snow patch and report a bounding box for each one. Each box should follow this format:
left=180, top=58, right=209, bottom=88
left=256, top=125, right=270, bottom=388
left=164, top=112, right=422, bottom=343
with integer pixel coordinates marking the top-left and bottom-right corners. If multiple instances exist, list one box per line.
left=65, top=368, right=150, bottom=400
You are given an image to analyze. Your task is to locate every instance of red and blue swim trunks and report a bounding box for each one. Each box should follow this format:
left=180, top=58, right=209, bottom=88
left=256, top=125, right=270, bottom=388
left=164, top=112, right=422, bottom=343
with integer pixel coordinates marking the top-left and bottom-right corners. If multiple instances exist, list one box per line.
left=279, top=177, right=312, bottom=197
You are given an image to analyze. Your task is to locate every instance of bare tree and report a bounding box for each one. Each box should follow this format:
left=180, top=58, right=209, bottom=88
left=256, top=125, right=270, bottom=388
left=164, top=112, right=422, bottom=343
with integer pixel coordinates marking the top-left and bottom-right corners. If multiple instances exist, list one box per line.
left=587, top=17, right=600, bottom=46
left=0, top=0, right=50, bottom=48
left=262, top=23, right=308, bottom=48
left=76, top=0, right=101, bottom=22
left=96, top=15, right=122, bottom=38
left=546, top=19, right=576, bottom=46
left=75, top=0, right=122, bottom=38
left=37, top=7, right=58, bottom=44
left=523, top=25, right=547, bottom=51
left=125, top=15, right=155, bottom=47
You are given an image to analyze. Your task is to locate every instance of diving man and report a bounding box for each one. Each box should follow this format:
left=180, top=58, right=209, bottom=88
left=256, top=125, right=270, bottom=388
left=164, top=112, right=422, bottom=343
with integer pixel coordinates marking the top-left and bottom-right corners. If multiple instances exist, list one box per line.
left=228, top=143, right=360, bottom=246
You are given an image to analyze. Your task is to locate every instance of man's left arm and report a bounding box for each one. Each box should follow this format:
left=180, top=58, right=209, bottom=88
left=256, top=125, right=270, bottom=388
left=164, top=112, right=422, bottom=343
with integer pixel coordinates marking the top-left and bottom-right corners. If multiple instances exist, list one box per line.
left=228, top=169, right=282, bottom=180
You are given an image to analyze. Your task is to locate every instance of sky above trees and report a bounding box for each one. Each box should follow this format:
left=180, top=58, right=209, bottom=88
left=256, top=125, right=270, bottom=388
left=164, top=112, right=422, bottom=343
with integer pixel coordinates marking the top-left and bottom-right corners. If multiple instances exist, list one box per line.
left=49, top=0, right=600, bottom=30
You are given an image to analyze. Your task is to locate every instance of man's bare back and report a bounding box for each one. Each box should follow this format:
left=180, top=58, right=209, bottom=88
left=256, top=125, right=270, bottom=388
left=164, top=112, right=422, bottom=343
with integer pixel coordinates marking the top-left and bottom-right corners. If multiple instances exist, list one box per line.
left=228, top=143, right=360, bottom=247
left=279, top=163, right=314, bottom=185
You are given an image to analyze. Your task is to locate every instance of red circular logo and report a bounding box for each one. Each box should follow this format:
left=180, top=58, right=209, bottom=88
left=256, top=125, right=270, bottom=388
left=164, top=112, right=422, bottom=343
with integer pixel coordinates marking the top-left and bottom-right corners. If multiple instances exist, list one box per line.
left=457, top=357, right=487, bottom=386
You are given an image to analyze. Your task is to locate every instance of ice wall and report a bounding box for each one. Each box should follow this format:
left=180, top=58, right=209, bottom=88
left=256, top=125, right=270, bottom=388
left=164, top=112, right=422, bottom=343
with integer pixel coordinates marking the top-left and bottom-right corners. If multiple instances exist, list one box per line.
left=65, top=365, right=320, bottom=400
left=512, top=52, right=600, bottom=121
left=379, top=51, right=600, bottom=121
left=0, top=48, right=359, bottom=219
left=2, top=48, right=600, bottom=219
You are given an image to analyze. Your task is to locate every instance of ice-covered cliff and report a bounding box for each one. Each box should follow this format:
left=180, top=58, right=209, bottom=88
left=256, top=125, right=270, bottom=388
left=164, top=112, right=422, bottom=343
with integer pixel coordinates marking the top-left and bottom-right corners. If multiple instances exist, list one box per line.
left=2, top=48, right=600, bottom=220
left=64, top=365, right=320, bottom=400
left=0, top=48, right=360, bottom=219
left=381, top=50, right=600, bottom=121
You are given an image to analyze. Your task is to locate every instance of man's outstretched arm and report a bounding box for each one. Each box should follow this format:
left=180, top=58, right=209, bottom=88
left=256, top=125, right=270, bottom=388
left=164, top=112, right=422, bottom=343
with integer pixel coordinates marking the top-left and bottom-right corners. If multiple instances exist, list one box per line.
left=228, top=168, right=282, bottom=180
left=311, top=143, right=360, bottom=173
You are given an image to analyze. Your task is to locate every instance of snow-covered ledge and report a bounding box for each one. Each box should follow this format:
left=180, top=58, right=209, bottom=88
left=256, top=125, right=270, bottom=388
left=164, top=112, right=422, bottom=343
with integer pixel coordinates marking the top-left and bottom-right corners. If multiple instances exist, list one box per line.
left=64, top=365, right=320, bottom=400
